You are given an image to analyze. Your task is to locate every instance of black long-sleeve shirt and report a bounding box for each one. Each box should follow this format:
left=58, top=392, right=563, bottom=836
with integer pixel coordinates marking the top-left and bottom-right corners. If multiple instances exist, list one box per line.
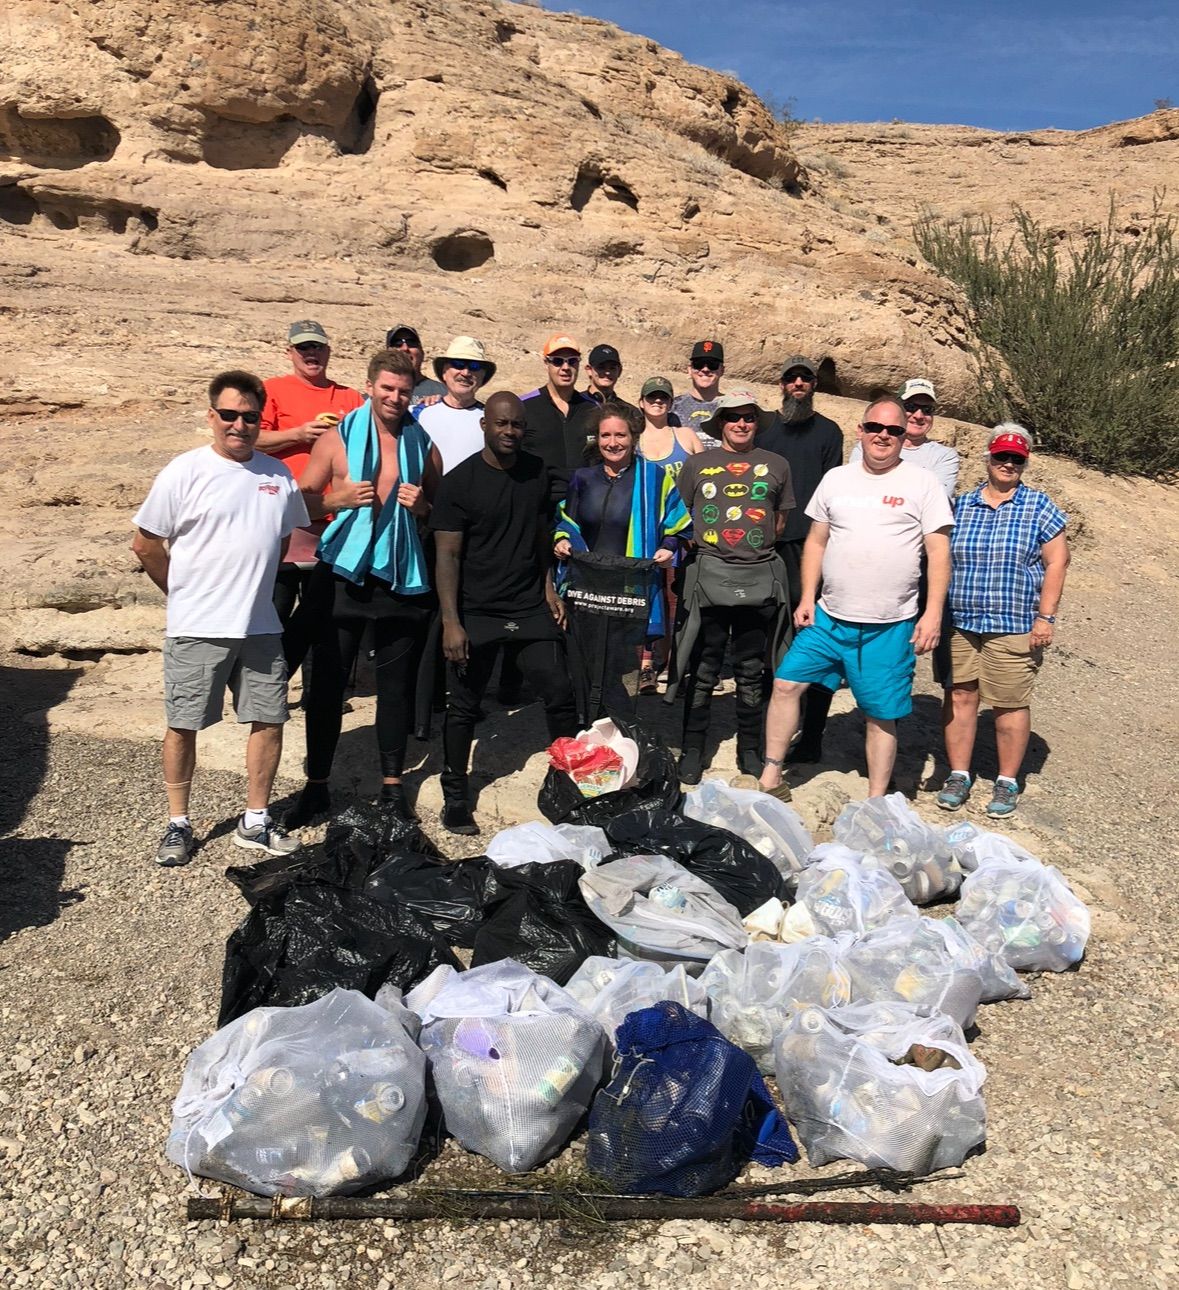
left=756, top=410, right=844, bottom=542
left=520, top=385, right=599, bottom=501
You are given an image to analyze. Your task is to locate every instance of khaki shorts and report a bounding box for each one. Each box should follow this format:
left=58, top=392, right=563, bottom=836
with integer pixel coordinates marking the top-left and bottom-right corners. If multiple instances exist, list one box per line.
left=163, top=635, right=288, bottom=730
left=948, top=628, right=1042, bottom=708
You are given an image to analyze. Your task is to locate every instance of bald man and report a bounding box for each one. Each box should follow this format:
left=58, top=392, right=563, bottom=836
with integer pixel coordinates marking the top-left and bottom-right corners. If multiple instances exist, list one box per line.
left=430, top=392, right=578, bottom=834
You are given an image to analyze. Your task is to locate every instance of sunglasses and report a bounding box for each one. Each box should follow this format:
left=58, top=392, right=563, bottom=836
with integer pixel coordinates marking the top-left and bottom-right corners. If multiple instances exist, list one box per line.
left=782, top=371, right=814, bottom=384
left=691, top=359, right=722, bottom=372
left=546, top=355, right=580, bottom=368
left=211, top=407, right=261, bottom=425
left=294, top=342, right=327, bottom=353
left=862, top=421, right=906, bottom=437
left=720, top=411, right=758, bottom=425
left=389, top=336, right=419, bottom=349
left=642, top=393, right=671, bottom=404
left=591, top=361, right=622, bottom=373
left=990, top=452, right=1026, bottom=465
left=447, top=359, right=484, bottom=373
left=903, top=399, right=935, bottom=415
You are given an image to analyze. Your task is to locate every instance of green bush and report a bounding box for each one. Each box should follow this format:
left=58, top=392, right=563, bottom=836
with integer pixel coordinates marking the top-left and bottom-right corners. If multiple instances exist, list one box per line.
left=914, top=198, right=1179, bottom=477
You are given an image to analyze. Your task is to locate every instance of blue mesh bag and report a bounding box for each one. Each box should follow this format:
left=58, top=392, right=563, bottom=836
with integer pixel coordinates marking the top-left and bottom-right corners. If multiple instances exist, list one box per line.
left=586, top=1000, right=798, bottom=1195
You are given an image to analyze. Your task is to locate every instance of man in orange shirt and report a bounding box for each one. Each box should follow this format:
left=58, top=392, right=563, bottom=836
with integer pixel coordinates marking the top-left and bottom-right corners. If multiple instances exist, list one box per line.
left=259, top=320, right=364, bottom=672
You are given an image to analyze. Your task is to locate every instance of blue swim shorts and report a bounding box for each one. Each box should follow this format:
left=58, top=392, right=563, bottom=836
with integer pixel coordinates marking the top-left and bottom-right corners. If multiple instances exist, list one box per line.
left=775, top=605, right=917, bottom=720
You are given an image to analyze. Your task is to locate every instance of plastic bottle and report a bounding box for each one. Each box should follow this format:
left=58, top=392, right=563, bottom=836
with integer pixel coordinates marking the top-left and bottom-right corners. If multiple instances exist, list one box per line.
left=534, top=1055, right=580, bottom=1108
left=650, top=883, right=687, bottom=912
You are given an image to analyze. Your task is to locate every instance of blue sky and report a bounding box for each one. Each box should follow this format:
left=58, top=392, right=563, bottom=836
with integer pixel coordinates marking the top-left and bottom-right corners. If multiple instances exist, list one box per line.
left=541, top=1, right=1179, bottom=130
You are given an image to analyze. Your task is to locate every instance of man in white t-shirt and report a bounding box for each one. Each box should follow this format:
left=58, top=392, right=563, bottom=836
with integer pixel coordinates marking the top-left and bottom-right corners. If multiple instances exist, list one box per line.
left=759, top=397, right=954, bottom=798
left=848, top=378, right=959, bottom=499
left=131, top=370, right=310, bottom=867
left=415, top=336, right=496, bottom=473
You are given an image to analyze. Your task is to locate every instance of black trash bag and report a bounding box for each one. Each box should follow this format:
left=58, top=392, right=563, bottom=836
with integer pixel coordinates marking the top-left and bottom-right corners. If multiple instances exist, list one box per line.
left=603, top=807, right=787, bottom=916
left=470, top=860, right=612, bottom=986
left=537, top=716, right=681, bottom=827
left=225, top=802, right=443, bottom=906
left=219, top=884, right=461, bottom=1026
left=365, top=853, right=491, bottom=949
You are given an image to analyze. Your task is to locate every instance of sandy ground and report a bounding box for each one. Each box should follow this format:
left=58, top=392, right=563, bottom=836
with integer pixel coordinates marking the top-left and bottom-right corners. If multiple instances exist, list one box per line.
left=2, top=448, right=1179, bottom=1288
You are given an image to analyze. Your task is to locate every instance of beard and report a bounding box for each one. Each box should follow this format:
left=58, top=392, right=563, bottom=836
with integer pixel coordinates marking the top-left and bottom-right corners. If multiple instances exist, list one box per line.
left=779, top=391, right=814, bottom=425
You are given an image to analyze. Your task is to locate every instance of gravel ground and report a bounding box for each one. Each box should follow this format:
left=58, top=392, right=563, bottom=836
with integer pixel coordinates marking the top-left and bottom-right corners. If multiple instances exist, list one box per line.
left=2, top=489, right=1178, bottom=1288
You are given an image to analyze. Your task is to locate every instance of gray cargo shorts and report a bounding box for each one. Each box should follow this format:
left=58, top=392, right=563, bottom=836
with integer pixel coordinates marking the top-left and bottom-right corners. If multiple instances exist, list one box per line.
left=163, top=635, right=289, bottom=731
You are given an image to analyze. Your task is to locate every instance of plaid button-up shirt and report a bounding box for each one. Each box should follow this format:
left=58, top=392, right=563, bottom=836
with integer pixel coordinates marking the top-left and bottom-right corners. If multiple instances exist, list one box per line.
left=949, top=483, right=1066, bottom=635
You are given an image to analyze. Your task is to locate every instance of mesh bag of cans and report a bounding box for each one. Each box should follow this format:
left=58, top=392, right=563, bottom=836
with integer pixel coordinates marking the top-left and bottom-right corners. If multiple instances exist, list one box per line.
left=839, top=917, right=986, bottom=1030
left=578, top=854, right=749, bottom=972
left=955, top=856, right=1090, bottom=972
left=833, top=793, right=963, bottom=904
left=167, top=988, right=427, bottom=1197
left=683, top=779, right=815, bottom=892
left=587, top=1000, right=798, bottom=1195
left=941, top=820, right=1040, bottom=873
left=792, top=845, right=918, bottom=938
left=923, top=915, right=1030, bottom=1002
left=700, top=939, right=852, bottom=1074
left=774, top=999, right=987, bottom=1173
left=412, top=961, right=608, bottom=1174
left=564, top=956, right=708, bottom=1042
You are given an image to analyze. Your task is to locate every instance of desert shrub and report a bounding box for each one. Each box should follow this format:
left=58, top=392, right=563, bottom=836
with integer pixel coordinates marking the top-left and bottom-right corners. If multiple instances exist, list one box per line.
left=914, top=197, right=1179, bottom=477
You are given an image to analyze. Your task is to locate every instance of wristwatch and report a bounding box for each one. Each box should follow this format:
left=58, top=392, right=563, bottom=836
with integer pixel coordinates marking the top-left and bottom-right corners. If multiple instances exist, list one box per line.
left=1035, top=613, right=1056, bottom=623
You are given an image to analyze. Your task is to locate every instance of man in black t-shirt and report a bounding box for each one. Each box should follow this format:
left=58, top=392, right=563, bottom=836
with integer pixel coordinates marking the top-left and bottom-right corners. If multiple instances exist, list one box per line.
left=756, top=354, right=844, bottom=763
left=431, top=391, right=579, bottom=834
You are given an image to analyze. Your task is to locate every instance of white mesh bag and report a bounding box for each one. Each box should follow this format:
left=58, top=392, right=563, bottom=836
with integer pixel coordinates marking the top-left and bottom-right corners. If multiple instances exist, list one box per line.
left=578, top=855, right=748, bottom=972
left=700, top=938, right=852, bottom=1073
left=415, top=960, right=608, bottom=1173
left=167, top=988, right=426, bottom=1197
left=774, top=1000, right=987, bottom=1173
left=684, top=779, right=814, bottom=889
left=793, top=846, right=918, bottom=937
left=839, top=917, right=986, bottom=1029
left=955, top=857, right=1090, bottom=972
left=833, top=793, right=962, bottom=904
left=564, top=956, right=708, bottom=1041
left=483, top=821, right=610, bottom=870
left=924, top=915, right=1030, bottom=1002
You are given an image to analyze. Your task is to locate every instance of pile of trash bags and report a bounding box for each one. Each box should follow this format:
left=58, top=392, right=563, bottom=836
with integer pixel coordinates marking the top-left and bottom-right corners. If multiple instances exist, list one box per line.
left=170, top=750, right=1091, bottom=1199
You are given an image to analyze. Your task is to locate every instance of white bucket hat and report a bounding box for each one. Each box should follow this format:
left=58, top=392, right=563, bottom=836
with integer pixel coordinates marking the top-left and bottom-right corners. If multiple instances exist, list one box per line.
left=433, top=336, right=496, bottom=384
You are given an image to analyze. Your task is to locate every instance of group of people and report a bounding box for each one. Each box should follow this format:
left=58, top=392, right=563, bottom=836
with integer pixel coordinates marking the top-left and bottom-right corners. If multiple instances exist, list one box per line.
left=132, top=322, right=1070, bottom=867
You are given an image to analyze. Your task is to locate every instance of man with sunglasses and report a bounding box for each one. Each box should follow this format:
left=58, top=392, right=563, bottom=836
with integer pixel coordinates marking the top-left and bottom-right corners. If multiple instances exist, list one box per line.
left=583, top=343, right=638, bottom=416
left=415, top=336, right=497, bottom=473
left=520, top=334, right=599, bottom=500
left=849, top=378, right=959, bottom=499
left=666, top=391, right=794, bottom=783
left=131, top=370, right=309, bottom=867
left=760, top=398, right=953, bottom=800
left=672, top=339, right=726, bottom=450
left=757, top=355, right=845, bottom=763
left=385, top=323, right=446, bottom=402
left=258, top=320, right=364, bottom=676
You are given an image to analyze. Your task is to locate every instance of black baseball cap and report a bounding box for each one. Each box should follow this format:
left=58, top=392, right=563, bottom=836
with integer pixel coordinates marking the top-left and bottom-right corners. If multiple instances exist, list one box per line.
left=588, top=343, right=621, bottom=367
left=385, top=323, right=421, bottom=347
left=690, top=339, right=724, bottom=363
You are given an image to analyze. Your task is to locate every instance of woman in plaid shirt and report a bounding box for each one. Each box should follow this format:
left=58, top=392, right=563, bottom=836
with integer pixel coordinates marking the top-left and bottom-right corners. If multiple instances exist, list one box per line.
left=937, top=425, right=1070, bottom=818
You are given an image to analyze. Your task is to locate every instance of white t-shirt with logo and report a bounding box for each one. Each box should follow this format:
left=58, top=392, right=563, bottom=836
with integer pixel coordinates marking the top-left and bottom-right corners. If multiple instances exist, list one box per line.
left=806, top=460, right=954, bottom=623
left=133, top=445, right=309, bottom=638
left=416, top=401, right=484, bottom=474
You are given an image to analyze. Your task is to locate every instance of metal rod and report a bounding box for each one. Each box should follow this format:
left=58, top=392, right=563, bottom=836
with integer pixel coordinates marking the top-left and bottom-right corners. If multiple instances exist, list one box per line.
left=187, top=1192, right=1019, bottom=1226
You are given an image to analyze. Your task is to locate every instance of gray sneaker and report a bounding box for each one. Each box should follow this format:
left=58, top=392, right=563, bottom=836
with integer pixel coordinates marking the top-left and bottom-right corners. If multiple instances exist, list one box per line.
left=936, top=772, right=973, bottom=811
left=156, top=821, right=195, bottom=867
left=233, top=816, right=301, bottom=856
left=986, top=780, right=1021, bottom=818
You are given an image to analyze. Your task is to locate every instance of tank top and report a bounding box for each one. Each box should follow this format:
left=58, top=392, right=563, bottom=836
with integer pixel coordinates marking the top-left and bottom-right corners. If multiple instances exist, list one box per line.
left=639, top=429, right=691, bottom=479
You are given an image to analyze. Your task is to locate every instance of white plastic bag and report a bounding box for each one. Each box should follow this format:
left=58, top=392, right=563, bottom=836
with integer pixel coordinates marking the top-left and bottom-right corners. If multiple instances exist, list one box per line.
left=564, top=956, right=708, bottom=1041
left=579, top=855, right=748, bottom=972
left=955, top=858, right=1090, bottom=972
left=483, top=821, right=610, bottom=870
left=941, top=820, right=1039, bottom=873
left=774, top=1000, right=987, bottom=1173
left=415, top=961, right=608, bottom=1173
left=167, top=989, right=426, bottom=1197
left=833, top=793, right=962, bottom=903
left=924, top=915, right=1030, bottom=1002
left=793, top=846, right=917, bottom=937
left=684, top=780, right=814, bottom=889
left=839, top=918, right=986, bottom=1029
left=700, top=939, right=852, bottom=1073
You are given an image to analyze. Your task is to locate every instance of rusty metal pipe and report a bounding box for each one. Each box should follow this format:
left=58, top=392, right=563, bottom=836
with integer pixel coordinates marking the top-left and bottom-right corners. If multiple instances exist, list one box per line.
left=187, top=1192, right=1019, bottom=1226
